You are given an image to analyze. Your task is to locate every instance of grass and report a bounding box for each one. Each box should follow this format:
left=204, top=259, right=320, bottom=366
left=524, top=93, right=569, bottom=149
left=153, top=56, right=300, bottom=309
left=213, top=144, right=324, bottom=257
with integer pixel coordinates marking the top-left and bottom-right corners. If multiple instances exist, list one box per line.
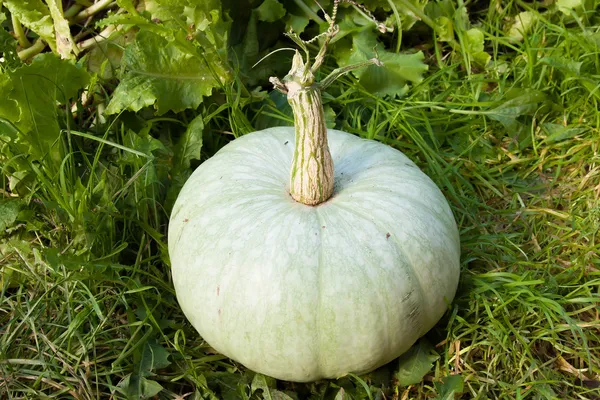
left=1, top=1, right=600, bottom=399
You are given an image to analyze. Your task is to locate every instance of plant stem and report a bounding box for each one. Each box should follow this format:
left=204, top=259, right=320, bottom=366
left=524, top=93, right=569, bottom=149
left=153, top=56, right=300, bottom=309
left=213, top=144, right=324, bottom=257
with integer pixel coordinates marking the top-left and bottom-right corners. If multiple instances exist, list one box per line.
left=269, top=2, right=387, bottom=206
left=77, top=25, right=117, bottom=50
left=385, top=0, right=403, bottom=52
left=11, top=15, right=32, bottom=48
left=73, top=0, right=116, bottom=22
left=274, top=51, right=334, bottom=206
left=64, top=4, right=84, bottom=19
left=287, top=79, right=334, bottom=204
left=17, top=39, right=46, bottom=60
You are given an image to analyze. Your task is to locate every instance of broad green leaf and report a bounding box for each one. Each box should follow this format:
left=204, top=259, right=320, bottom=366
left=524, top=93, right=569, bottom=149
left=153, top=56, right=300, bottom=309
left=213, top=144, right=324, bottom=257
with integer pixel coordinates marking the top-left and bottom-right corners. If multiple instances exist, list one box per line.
left=487, top=90, right=549, bottom=124
left=1, top=239, right=35, bottom=287
left=542, top=123, right=587, bottom=143
left=0, top=199, right=20, bottom=232
left=0, top=77, right=18, bottom=126
left=0, top=53, right=90, bottom=166
left=129, top=0, right=231, bottom=80
left=507, top=11, right=537, bottom=42
left=434, top=375, right=464, bottom=400
left=86, top=30, right=134, bottom=80
left=117, top=374, right=164, bottom=399
left=250, top=376, right=294, bottom=400
left=142, top=0, right=187, bottom=21
left=139, top=339, right=171, bottom=374
left=3, top=0, right=56, bottom=51
left=464, top=28, right=486, bottom=52
left=0, top=27, right=20, bottom=71
left=286, top=13, right=309, bottom=33
left=234, top=9, right=291, bottom=86
left=144, top=0, right=231, bottom=49
left=182, top=0, right=231, bottom=49
left=539, top=56, right=583, bottom=76
left=271, top=390, right=295, bottom=400
left=334, top=388, right=346, bottom=400
left=7, top=170, right=33, bottom=194
left=45, top=0, right=77, bottom=59
left=332, top=12, right=376, bottom=44
left=464, top=28, right=490, bottom=68
left=336, top=32, right=428, bottom=97
left=251, top=374, right=278, bottom=400
left=485, top=89, right=552, bottom=150
left=556, top=0, right=582, bottom=14
left=243, top=11, right=259, bottom=61
left=254, top=91, right=293, bottom=131
left=436, top=16, right=454, bottom=42
left=394, top=340, right=440, bottom=386
left=174, top=114, right=204, bottom=172
left=105, top=30, right=219, bottom=115
left=361, top=0, right=429, bottom=31
left=255, top=0, right=286, bottom=22
left=116, top=339, right=170, bottom=399
left=206, top=371, right=251, bottom=400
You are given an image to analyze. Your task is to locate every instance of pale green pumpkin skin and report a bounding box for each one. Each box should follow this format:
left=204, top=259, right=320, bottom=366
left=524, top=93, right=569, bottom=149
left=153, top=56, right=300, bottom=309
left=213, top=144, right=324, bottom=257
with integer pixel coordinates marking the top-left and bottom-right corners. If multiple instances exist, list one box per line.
left=168, top=127, right=460, bottom=382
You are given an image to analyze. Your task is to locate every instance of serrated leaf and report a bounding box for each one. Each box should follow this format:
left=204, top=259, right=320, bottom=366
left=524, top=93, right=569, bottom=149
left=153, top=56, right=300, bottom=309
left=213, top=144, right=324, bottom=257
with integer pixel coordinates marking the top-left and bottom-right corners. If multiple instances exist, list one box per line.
left=142, top=0, right=187, bottom=22
left=0, top=53, right=90, bottom=166
left=336, top=31, right=427, bottom=97
left=117, top=0, right=138, bottom=15
left=183, top=0, right=231, bottom=49
left=3, top=0, right=56, bottom=51
left=116, top=0, right=231, bottom=82
left=0, top=199, right=21, bottom=232
left=255, top=0, right=286, bottom=22
left=96, top=13, right=150, bottom=28
left=106, top=30, right=219, bottom=115
left=394, top=340, right=440, bottom=386
left=45, top=0, right=77, bottom=59
left=144, top=0, right=231, bottom=49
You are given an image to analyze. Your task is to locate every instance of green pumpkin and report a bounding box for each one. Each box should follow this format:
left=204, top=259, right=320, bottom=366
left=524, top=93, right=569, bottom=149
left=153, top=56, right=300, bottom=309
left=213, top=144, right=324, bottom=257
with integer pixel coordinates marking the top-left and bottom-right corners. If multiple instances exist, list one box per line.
left=168, top=19, right=460, bottom=382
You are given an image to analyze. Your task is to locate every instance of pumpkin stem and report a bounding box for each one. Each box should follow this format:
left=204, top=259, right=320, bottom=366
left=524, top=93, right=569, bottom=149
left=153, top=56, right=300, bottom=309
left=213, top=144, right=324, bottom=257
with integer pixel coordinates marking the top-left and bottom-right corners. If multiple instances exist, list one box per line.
left=286, top=52, right=333, bottom=205
left=270, top=1, right=389, bottom=206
